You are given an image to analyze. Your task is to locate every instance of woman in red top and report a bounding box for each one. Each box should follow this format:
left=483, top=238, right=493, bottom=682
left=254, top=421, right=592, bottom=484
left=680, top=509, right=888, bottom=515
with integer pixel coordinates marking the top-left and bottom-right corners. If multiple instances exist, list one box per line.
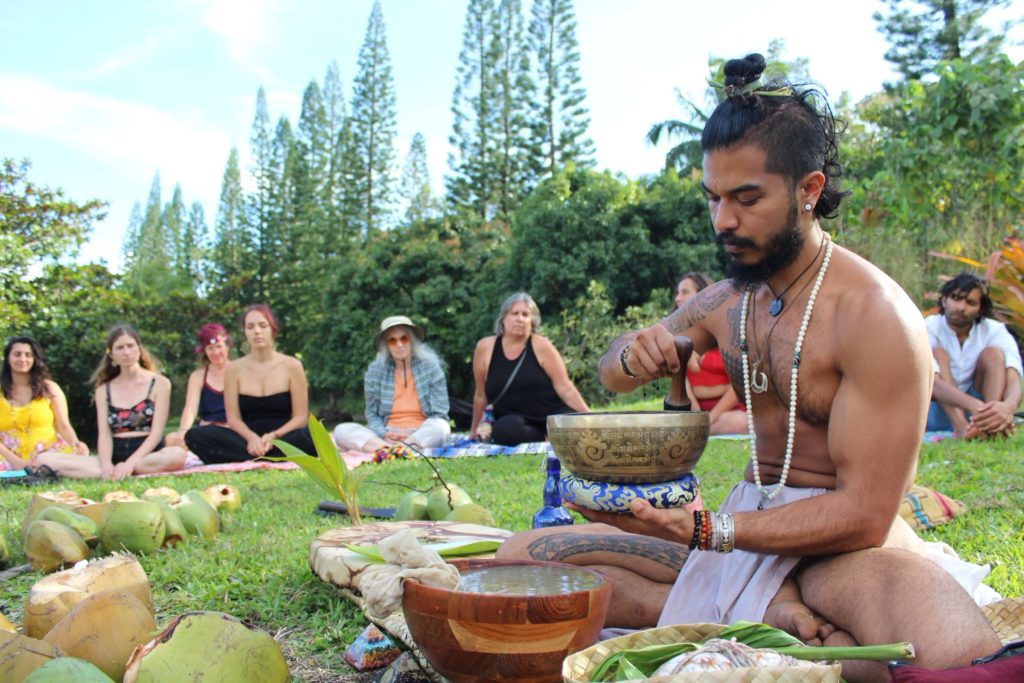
left=671, top=273, right=746, bottom=435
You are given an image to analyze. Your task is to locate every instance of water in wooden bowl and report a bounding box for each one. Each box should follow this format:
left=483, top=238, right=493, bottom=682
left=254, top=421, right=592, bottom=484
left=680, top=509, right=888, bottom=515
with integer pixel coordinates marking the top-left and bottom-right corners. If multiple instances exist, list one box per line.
left=402, top=558, right=611, bottom=683
left=547, top=411, right=710, bottom=484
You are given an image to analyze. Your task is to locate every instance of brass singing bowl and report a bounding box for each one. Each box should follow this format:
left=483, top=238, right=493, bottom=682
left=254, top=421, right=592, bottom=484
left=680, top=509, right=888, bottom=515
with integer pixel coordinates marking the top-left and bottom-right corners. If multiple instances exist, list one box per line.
left=547, top=411, right=710, bottom=484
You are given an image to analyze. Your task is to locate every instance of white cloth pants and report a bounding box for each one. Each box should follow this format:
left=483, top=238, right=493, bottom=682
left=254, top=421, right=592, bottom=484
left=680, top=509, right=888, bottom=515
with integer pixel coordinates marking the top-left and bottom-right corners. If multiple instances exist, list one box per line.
left=332, top=417, right=450, bottom=452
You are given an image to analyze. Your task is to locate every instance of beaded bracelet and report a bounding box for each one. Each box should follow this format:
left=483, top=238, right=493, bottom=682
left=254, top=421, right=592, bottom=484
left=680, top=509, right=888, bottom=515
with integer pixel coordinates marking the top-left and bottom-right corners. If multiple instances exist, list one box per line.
left=698, top=510, right=712, bottom=551
left=619, top=343, right=639, bottom=378
left=688, top=510, right=701, bottom=550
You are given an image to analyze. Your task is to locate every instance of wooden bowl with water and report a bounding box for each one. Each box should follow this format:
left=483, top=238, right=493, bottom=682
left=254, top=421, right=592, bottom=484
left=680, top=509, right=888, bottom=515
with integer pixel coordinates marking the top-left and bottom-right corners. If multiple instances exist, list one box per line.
left=402, top=558, right=611, bottom=683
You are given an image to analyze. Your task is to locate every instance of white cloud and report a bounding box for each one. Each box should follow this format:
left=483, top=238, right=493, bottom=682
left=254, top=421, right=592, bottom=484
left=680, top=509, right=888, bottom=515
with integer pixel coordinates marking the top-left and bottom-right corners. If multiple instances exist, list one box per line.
left=197, top=0, right=279, bottom=65
left=79, top=35, right=166, bottom=80
left=0, top=75, right=229, bottom=179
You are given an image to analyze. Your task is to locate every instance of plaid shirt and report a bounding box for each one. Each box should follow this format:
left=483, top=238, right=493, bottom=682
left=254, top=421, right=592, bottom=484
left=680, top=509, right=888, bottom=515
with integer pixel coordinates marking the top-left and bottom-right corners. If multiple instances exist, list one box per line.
left=364, top=355, right=449, bottom=436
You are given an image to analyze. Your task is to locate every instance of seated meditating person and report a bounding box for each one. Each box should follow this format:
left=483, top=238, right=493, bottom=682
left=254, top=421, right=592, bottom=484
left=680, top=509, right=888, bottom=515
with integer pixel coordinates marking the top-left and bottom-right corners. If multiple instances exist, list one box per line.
left=925, top=272, right=1022, bottom=438
left=469, top=292, right=589, bottom=446
left=165, top=323, right=230, bottom=449
left=666, top=272, right=746, bottom=434
left=498, top=53, right=1001, bottom=681
left=333, top=316, right=451, bottom=461
left=185, top=305, right=314, bottom=462
left=35, top=325, right=189, bottom=479
left=1, top=336, right=89, bottom=471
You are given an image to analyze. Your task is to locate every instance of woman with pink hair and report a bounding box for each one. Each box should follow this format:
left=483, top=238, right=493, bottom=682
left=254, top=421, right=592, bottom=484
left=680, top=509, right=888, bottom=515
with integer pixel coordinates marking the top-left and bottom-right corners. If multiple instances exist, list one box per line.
left=185, top=305, right=314, bottom=462
left=165, top=322, right=230, bottom=449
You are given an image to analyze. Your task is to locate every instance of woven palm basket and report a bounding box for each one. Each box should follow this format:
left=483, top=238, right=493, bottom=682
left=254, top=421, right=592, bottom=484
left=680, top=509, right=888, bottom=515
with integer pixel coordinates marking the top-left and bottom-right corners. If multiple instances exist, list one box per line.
left=562, top=623, right=841, bottom=683
left=562, top=598, right=1024, bottom=682
left=982, top=596, right=1024, bottom=643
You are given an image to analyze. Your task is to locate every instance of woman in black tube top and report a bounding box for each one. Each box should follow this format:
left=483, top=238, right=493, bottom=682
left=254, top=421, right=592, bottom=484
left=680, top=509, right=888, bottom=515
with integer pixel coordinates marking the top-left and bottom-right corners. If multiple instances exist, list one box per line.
left=470, top=292, right=589, bottom=445
left=185, top=305, right=314, bottom=463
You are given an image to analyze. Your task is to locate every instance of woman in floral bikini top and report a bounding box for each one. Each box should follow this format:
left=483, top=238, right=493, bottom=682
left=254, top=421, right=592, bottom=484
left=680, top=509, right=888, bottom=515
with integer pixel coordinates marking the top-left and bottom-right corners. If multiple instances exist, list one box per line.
left=31, top=325, right=189, bottom=480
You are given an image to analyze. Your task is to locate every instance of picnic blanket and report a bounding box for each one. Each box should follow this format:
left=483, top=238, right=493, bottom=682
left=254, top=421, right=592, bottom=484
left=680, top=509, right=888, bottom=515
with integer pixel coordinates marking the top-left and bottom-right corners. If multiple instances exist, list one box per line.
left=136, top=454, right=299, bottom=478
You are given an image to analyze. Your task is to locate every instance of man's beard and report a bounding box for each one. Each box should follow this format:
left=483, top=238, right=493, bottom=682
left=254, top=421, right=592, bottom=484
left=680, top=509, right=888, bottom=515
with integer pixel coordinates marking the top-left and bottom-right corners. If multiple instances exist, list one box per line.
left=717, top=201, right=804, bottom=286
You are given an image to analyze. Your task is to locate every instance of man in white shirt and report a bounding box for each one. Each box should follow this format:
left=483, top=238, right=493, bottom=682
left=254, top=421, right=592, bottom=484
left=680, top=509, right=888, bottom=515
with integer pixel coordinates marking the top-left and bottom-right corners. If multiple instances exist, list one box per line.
left=925, top=272, right=1022, bottom=437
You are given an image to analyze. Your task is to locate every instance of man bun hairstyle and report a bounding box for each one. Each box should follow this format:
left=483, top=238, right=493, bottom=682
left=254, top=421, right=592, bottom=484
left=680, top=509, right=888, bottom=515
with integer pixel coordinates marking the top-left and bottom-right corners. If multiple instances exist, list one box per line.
left=702, top=52, right=850, bottom=219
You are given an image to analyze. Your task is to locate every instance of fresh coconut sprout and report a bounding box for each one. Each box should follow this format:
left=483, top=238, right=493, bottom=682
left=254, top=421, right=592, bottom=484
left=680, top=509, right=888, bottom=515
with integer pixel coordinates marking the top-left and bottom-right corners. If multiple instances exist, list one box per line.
left=589, top=621, right=915, bottom=681
left=344, top=539, right=502, bottom=563
left=260, top=415, right=367, bottom=525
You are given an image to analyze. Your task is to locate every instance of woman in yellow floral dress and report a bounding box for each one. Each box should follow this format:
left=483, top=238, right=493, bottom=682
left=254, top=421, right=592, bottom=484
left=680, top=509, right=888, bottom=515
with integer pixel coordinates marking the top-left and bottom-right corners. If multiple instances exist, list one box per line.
left=1, top=336, right=88, bottom=470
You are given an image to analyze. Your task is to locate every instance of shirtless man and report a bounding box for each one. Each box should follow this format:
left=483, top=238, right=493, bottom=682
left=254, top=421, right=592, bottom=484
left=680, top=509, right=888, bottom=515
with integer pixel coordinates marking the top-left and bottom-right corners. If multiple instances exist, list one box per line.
left=497, top=54, right=1000, bottom=682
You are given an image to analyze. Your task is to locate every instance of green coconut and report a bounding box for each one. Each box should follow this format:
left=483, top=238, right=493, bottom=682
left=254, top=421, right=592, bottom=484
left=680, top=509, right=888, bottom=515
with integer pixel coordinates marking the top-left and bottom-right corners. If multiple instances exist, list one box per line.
left=99, top=501, right=166, bottom=555
left=203, top=484, right=242, bottom=512
left=184, top=488, right=217, bottom=509
left=394, top=491, right=429, bottom=521
left=36, top=507, right=99, bottom=547
left=426, top=483, right=473, bottom=521
left=21, top=494, right=72, bottom=541
left=156, top=504, right=187, bottom=547
left=123, top=611, right=289, bottom=683
left=24, top=521, right=90, bottom=573
left=24, top=656, right=115, bottom=682
left=443, top=502, right=496, bottom=527
left=171, top=494, right=220, bottom=539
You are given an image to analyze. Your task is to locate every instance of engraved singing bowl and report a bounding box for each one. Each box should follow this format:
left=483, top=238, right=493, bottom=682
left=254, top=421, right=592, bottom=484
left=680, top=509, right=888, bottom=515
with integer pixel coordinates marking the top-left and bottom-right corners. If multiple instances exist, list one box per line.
left=548, top=337, right=710, bottom=484
left=402, top=558, right=611, bottom=683
left=548, top=410, right=709, bottom=484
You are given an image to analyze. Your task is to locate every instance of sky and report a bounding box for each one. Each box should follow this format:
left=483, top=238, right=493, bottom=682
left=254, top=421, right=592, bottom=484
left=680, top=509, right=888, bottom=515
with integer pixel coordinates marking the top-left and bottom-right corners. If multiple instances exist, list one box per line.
left=2, top=0, right=1022, bottom=271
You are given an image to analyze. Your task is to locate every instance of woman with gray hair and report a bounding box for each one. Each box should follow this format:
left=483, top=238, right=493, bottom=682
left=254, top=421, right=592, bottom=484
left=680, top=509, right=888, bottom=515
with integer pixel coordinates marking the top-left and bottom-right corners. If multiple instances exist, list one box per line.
left=470, top=293, right=588, bottom=445
left=333, top=315, right=451, bottom=461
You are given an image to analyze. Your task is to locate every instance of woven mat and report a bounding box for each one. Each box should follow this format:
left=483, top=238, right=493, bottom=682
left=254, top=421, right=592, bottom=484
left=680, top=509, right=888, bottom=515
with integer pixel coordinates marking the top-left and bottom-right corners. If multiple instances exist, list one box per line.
left=309, top=520, right=514, bottom=682
left=982, top=596, right=1024, bottom=643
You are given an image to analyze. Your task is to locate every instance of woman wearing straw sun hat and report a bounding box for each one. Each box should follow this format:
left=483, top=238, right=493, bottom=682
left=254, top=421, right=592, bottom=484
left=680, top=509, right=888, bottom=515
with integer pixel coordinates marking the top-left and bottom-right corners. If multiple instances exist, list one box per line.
left=333, top=315, right=451, bottom=462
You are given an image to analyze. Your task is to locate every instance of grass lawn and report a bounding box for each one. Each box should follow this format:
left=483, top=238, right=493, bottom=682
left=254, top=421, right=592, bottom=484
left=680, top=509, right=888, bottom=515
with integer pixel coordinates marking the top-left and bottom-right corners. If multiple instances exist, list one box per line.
left=1, top=400, right=1021, bottom=681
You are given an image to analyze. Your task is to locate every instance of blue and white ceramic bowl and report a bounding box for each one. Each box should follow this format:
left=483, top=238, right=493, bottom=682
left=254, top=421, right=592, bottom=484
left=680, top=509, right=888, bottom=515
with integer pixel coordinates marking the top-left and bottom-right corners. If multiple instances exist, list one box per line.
left=560, top=472, right=700, bottom=513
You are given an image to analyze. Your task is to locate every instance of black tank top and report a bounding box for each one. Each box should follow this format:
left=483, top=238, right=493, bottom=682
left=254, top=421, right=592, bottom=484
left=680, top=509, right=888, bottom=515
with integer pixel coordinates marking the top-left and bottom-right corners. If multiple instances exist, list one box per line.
left=238, top=392, right=291, bottom=435
left=484, top=336, right=570, bottom=422
left=197, top=367, right=226, bottom=423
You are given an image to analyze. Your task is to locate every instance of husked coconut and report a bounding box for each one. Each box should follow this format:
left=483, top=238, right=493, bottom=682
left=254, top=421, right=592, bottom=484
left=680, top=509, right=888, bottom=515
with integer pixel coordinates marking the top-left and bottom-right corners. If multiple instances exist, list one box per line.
left=99, top=501, right=166, bottom=554
left=203, top=484, right=242, bottom=512
left=51, top=490, right=88, bottom=506
left=24, top=554, right=153, bottom=639
left=171, top=494, right=219, bottom=539
left=43, top=590, right=155, bottom=681
left=102, top=490, right=139, bottom=503
left=123, top=611, right=289, bottom=683
left=23, top=656, right=115, bottom=682
left=141, top=487, right=180, bottom=505
left=0, top=630, right=65, bottom=682
left=24, top=521, right=89, bottom=574
left=0, top=611, right=14, bottom=633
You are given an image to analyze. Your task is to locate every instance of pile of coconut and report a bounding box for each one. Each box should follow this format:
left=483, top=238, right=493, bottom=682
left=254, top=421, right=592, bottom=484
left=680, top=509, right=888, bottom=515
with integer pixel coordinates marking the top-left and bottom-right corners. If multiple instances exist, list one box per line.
left=19, top=485, right=240, bottom=574
left=1, top=554, right=289, bottom=682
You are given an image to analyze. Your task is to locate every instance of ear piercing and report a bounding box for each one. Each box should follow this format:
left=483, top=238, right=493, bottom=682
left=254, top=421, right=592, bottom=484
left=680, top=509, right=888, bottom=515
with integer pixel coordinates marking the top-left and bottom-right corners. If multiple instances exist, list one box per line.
left=803, top=202, right=813, bottom=212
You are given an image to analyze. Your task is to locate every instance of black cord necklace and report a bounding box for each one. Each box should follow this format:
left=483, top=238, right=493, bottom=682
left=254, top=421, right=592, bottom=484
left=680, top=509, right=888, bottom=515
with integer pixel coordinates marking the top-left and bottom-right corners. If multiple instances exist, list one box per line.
left=765, top=234, right=826, bottom=317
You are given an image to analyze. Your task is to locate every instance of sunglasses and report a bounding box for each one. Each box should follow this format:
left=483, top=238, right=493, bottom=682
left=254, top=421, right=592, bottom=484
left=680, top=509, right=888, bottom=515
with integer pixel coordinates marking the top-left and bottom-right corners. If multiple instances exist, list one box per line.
left=387, top=334, right=411, bottom=347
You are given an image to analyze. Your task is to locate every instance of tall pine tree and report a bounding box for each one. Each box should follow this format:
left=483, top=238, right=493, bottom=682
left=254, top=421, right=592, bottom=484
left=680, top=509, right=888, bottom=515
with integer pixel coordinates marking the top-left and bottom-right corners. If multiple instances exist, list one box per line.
left=211, top=147, right=248, bottom=290
left=182, top=201, right=208, bottom=291
left=350, top=0, right=398, bottom=236
left=494, top=0, right=533, bottom=215
left=528, top=0, right=594, bottom=177
left=447, top=0, right=500, bottom=219
left=399, top=132, right=434, bottom=224
left=247, top=87, right=277, bottom=301
left=875, top=0, right=1010, bottom=80
left=322, top=61, right=353, bottom=242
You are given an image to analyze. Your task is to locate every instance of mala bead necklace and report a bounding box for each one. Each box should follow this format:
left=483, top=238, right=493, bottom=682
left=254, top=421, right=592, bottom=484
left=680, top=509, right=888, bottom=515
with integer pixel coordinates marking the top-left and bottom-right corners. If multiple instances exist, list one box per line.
left=740, top=236, right=833, bottom=510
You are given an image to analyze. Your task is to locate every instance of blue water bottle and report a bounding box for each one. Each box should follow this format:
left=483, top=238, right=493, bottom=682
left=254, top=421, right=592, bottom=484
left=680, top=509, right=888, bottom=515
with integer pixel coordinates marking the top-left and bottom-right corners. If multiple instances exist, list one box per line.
left=532, top=455, right=573, bottom=528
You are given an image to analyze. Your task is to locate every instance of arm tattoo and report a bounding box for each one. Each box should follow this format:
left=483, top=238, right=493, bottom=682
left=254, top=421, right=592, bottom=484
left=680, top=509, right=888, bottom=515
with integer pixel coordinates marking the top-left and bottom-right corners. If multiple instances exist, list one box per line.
left=525, top=533, right=689, bottom=572
left=664, top=282, right=732, bottom=335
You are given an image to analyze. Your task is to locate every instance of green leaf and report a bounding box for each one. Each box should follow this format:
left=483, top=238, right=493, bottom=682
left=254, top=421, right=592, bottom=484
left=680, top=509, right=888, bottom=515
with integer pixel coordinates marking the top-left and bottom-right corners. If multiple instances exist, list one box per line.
left=308, top=414, right=344, bottom=485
